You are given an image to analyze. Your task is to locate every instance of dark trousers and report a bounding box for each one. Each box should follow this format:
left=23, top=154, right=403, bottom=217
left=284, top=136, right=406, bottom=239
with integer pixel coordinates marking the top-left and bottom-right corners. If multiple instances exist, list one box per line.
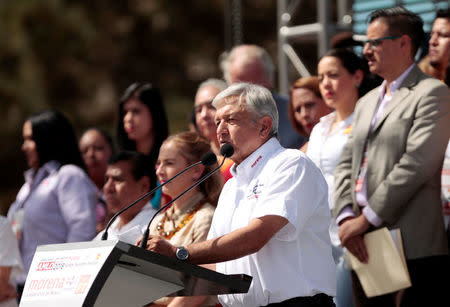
left=350, top=255, right=450, bottom=307
left=264, top=293, right=335, bottom=307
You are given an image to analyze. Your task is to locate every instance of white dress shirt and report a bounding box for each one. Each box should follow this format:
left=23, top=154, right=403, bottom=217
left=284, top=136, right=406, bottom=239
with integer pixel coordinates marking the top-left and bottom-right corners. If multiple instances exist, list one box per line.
left=307, top=112, right=354, bottom=246
left=208, top=138, right=336, bottom=307
left=95, top=202, right=157, bottom=244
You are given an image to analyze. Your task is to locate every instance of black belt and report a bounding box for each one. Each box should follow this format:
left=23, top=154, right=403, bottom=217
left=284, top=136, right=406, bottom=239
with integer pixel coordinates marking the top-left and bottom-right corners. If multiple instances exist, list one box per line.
left=264, top=293, right=335, bottom=307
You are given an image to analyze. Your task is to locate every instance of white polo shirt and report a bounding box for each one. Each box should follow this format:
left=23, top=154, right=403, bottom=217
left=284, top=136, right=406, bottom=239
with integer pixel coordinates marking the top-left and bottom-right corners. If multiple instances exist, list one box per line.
left=208, top=138, right=336, bottom=307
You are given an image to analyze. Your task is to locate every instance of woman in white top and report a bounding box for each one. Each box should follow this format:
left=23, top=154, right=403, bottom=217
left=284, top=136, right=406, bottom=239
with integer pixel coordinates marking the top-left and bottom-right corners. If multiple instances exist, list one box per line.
left=307, top=48, right=372, bottom=307
left=0, top=216, right=22, bottom=307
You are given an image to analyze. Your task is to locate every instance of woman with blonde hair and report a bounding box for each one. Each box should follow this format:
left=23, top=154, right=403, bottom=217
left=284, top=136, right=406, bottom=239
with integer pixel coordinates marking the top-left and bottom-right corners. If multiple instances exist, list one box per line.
left=149, top=131, right=223, bottom=307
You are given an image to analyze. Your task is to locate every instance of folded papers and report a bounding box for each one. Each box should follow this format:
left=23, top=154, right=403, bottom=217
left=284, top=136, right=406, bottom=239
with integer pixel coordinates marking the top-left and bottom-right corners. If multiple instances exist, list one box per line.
left=347, top=227, right=411, bottom=297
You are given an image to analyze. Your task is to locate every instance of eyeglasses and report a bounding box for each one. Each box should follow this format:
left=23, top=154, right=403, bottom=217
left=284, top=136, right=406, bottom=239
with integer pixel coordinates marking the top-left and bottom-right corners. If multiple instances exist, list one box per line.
left=364, top=35, right=401, bottom=49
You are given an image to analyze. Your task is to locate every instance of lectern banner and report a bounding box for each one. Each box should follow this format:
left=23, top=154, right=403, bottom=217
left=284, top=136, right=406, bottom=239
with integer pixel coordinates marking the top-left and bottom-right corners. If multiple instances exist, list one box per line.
left=20, top=241, right=116, bottom=307
left=18, top=240, right=252, bottom=307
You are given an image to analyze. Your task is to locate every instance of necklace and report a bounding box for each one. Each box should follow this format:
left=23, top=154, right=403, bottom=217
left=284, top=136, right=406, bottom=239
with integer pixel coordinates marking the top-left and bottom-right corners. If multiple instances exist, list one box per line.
left=157, top=202, right=204, bottom=239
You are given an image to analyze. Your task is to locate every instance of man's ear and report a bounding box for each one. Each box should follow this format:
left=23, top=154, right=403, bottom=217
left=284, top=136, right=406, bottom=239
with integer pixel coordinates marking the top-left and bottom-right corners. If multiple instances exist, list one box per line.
left=400, top=34, right=411, bottom=51
left=140, top=176, right=151, bottom=193
left=258, top=116, right=273, bottom=138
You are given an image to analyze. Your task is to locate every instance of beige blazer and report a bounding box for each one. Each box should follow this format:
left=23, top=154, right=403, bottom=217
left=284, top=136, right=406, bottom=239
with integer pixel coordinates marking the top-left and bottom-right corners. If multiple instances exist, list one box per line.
left=333, top=65, right=450, bottom=260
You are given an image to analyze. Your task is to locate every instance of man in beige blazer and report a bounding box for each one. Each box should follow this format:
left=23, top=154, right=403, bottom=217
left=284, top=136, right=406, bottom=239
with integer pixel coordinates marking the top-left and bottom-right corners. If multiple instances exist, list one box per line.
left=333, top=7, right=450, bottom=306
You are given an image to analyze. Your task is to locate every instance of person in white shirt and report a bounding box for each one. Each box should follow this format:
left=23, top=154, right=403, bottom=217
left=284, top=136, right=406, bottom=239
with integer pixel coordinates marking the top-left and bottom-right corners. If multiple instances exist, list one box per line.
left=307, top=48, right=372, bottom=307
left=95, top=151, right=157, bottom=243
left=0, top=216, right=23, bottom=307
left=142, top=83, right=336, bottom=307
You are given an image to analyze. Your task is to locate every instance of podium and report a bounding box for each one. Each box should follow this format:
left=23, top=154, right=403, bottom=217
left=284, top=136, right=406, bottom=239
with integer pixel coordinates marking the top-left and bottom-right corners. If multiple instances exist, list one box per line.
left=20, top=240, right=252, bottom=307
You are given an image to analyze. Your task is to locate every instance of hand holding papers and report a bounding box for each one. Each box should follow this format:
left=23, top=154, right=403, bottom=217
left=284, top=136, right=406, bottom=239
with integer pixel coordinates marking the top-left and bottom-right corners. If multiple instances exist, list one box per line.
left=347, top=227, right=411, bottom=297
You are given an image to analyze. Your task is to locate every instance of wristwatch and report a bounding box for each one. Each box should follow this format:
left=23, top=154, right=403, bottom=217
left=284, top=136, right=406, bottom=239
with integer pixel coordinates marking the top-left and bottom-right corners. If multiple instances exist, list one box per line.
left=176, top=246, right=189, bottom=261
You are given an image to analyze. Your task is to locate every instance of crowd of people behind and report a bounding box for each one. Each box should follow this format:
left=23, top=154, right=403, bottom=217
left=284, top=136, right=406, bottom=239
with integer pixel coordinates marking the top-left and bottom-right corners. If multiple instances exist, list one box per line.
left=0, top=6, right=449, bottom=307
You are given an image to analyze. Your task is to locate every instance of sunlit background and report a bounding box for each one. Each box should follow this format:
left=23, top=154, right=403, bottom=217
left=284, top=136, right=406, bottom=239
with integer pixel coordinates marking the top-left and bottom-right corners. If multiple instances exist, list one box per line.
left=0, top=0, right=447, bottom=214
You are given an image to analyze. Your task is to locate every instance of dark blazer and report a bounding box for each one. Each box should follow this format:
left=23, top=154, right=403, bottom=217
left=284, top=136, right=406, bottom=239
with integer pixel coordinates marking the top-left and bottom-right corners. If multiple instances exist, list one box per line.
left=333, top=65, right=450, bottom=260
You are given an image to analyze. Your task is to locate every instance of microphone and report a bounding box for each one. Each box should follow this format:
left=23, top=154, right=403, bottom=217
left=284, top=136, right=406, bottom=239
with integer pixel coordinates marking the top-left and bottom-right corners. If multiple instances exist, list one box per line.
left=220, top=143, right=234, bottom=158
left=101, top=151, right=217, bottom=240
left=139, top=144, right=234, bottom=248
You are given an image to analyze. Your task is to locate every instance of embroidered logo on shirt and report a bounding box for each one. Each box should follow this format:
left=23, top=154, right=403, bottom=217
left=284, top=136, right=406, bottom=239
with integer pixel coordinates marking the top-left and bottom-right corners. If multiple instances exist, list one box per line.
left=251, top=155, right=262, bottom=168
left=247, top=182, right=264, bottom=200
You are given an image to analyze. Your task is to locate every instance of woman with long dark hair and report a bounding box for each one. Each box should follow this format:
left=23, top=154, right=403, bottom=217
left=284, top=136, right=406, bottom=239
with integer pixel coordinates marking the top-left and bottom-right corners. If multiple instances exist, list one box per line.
left=308, top=48, right=373, bottom=307
left=117, top=83, right=168, bottom=165
left=7, top=110, right=96, bottom=297
left=117, top=82, right=169, bottom=209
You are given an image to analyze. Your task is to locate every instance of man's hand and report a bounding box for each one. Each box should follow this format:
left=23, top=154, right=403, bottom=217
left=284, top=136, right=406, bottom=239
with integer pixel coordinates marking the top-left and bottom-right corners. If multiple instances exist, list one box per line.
left=137, top=235, right=177, bottom=258
left=338, top=215, right=370, bottom=263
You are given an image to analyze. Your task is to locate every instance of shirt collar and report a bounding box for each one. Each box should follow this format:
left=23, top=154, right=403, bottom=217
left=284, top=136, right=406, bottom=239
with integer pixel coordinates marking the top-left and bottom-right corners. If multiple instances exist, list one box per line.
left=319, top=111, right=337, bottom=125
left=230, top=137, right=281, bottom=181
left=318, top=111, right=354, bottom=130
left=379, top=63, right=415, bottom=97
left=113, top=200, right=155, bottom=231
left=24, top=160, right=61, bottom=184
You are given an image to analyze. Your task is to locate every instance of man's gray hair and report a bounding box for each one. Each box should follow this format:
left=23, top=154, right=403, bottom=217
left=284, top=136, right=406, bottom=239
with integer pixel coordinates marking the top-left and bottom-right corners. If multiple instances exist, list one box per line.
left=219, top=45, right=275, bottom=87
left=212, top=83, right=279, bottom=138
left=196, top=78, right=227, bottom=94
